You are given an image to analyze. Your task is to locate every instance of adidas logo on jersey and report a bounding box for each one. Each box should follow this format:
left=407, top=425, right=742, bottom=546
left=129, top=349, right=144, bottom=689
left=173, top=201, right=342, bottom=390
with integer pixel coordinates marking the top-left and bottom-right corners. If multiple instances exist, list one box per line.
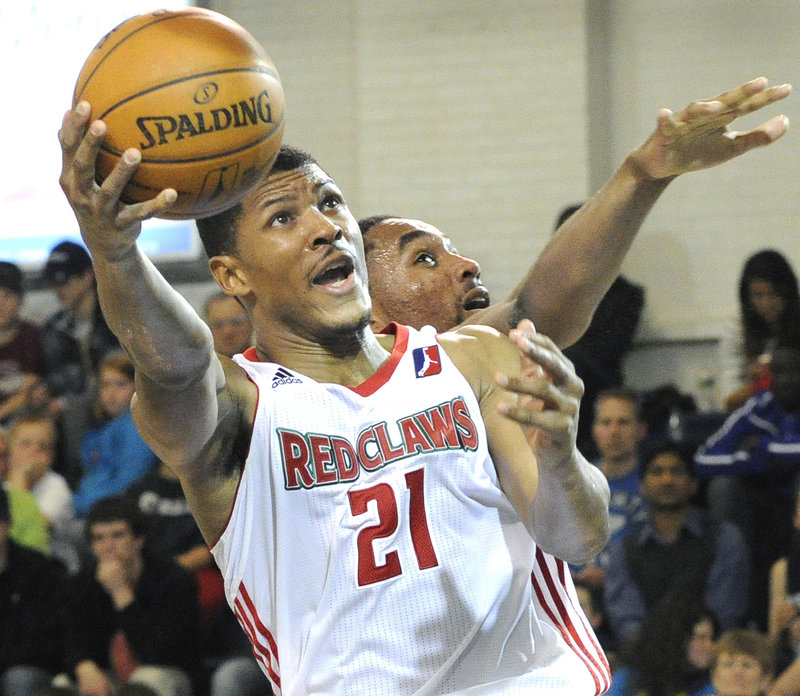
left=272, top=367, right=302, bottom=388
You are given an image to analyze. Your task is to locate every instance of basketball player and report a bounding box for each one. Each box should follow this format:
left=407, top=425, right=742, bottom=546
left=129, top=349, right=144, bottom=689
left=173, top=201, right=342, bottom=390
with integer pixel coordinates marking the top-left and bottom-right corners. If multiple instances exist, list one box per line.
left=359, top=77, right=792, bottom=347
left=59, top=98, right=611, bottom=693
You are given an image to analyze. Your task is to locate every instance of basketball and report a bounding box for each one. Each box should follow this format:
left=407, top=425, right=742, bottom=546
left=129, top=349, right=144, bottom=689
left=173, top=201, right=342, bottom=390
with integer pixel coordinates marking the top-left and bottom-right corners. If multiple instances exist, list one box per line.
left=73, top=8, right=285, bottom=220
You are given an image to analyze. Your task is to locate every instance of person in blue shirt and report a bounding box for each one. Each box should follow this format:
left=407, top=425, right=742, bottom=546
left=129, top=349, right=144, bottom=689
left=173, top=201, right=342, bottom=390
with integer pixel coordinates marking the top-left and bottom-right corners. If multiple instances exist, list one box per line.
left=574, top=387, right=649, bottom=589
left=73, top=352, right=157, bottom=518
left=696, top=342, right=800, bottom=630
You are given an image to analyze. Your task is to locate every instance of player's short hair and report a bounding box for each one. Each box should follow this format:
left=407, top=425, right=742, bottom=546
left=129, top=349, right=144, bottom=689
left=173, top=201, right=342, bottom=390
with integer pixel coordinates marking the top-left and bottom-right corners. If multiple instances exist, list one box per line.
left=358, top=215, right=401, bottom=238
left=196, top=145, right=319, bottom=259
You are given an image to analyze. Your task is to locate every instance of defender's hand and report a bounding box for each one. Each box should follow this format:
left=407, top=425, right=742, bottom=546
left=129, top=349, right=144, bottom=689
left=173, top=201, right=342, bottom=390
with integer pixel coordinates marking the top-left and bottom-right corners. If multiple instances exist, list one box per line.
left=629, top=77, right=791, bottom=180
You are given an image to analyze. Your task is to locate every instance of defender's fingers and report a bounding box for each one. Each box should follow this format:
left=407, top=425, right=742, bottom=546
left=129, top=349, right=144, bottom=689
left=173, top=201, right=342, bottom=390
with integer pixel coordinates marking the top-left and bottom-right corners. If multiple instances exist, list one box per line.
left=723, top=114, right=790, bottom=156
left=496, top=373, right=577, bottom=415
left=673, top=81, right=791, bottom=129
left=497, top=401, right=572, bottom=435
left=508, top=331, right=582, bottom=394
left=707, top=76, right=771, bottom=106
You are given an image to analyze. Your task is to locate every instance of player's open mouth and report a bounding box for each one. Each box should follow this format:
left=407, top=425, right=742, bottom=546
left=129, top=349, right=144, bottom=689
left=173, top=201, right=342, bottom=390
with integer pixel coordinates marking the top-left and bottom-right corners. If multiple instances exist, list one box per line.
left=312, top=255, right=356, bottom=291
left=463, top=286, right=491, bottom=311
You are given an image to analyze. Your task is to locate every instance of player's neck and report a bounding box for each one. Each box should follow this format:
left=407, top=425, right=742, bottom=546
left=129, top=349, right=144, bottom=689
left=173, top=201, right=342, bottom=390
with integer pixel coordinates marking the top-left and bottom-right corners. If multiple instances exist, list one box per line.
left=253, top=326, right=392, bottom=386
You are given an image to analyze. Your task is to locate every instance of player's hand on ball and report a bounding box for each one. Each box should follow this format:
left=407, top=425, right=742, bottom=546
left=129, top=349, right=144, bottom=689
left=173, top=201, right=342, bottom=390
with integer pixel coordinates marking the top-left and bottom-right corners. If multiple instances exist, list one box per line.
left=495, top=320, right=583, bottom=465
left=58, top=101, right=177, bottom=257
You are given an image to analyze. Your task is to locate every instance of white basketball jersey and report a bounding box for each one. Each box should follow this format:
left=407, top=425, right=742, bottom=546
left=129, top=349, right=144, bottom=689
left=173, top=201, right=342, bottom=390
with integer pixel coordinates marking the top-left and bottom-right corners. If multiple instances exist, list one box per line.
left=212, top=324, right=610, bottom=695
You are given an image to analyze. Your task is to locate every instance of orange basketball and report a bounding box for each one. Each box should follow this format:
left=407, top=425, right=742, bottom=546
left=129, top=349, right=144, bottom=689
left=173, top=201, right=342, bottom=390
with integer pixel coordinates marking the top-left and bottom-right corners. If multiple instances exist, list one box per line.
left=73, top=7, right=285, bottom=220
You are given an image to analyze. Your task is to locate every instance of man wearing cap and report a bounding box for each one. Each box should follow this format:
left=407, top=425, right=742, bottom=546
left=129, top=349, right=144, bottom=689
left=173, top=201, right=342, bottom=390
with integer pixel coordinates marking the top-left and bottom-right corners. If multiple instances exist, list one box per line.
left=40, top=240, right=119, bottom=398
left=0, top=261, right=46, bottom=426
left=0, top=485, right=69, bottom=696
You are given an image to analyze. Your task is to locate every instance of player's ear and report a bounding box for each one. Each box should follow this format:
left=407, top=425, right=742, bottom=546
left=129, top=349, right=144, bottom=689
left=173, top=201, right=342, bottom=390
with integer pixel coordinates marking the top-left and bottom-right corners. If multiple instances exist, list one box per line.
left=209, top=254, right=249, bottom=295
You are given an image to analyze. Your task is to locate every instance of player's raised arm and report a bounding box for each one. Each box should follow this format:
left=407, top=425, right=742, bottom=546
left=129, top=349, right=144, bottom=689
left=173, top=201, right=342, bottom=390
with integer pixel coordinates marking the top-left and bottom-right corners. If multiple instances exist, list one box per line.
left=442, top=322, right=609, bottom=564
left=58, top=103, right=230, bottom=481
left=473, top=77, right=791, bottom=348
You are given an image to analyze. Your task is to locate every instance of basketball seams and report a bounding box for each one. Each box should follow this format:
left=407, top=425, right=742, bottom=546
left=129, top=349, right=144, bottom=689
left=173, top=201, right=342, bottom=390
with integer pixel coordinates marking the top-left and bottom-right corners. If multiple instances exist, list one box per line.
left=73, top=9, right=216, bottom=104
left=94, top=67, right=282, bottom=122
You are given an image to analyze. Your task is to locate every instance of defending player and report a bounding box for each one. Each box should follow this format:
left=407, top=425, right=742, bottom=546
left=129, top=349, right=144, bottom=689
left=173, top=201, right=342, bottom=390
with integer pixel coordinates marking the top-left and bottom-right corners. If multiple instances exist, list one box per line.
left=360, top=78, right=792, bottom=346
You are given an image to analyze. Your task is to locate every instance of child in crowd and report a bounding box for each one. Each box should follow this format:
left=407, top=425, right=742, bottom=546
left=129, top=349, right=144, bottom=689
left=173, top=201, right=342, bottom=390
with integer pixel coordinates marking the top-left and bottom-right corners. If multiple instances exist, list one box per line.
left=710, top=629, right=774, bottom=696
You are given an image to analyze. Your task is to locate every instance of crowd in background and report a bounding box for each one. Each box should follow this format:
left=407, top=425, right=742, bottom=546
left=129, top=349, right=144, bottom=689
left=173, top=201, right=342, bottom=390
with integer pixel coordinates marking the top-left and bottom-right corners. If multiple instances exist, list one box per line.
left=3, top=235, right=800, bottom=696
left=0, top=243, right=269, bottom=696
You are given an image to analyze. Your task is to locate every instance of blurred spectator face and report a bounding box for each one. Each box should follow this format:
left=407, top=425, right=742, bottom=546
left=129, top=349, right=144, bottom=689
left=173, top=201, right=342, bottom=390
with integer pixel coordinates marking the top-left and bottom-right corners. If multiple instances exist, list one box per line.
left=0, top=286, right=21, bottom=331
left=8, top=419, right=56, bottom=485
left=54, top=268, right=95, bottom=314
left=206, top=296, right=252, bottom=357
left=639, top=450, right=697, bottom=511
left=89, top=519, right=143, bottom=565
left=592, top=397, right=645, bottom=463
left=770, top=346, right=800, bottom=412
left=686, top=617, right=716, bottom=671
left=98, top=365, right=135, bottom=419
left=711, top=651, right=771, bottom=696
left=748, top=279, right=785, bottom=327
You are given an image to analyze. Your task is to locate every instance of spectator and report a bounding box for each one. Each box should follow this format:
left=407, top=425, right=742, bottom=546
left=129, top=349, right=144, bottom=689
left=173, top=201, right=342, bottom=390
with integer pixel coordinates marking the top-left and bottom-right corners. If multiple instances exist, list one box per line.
left=607, top=595, right=717, bottom=696
left=203, top=291, right=253, bottom=358
left=696, top=343, right=800, bottom=629
left=0, top=485, right=68, bottom=696
left=0, top=428, right=49, bottom=555
left=0, top=261, right=46, bottom=427
left=5, top=415, right=78, bottom=571
left=574, top=387, right=648, bottom=588
left=719, top=249, right=800, bottom=412
left=73, top=352, right=157, bottom=518
left=557, top=204, right=645, bottom=461
left=604, top=441, right=749, bottom=648
left=710, top=629, right=774, bottom=696
left=39, top=240, right=119, bottom=400
left=63, top=496, right=200, bottom=696
left=125, top=461, right=270, bottom=696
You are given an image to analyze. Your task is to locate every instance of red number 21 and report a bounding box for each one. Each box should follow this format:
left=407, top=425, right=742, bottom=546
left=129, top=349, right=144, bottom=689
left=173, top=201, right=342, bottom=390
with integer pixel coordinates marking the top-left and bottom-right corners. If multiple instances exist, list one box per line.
left=347, top=468, right=439, bottom=586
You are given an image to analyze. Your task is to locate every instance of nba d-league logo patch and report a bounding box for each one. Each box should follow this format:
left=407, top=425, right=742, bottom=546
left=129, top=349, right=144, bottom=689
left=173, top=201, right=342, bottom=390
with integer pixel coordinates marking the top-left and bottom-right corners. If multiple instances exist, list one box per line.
left=413, top=345, right=442, bottom=378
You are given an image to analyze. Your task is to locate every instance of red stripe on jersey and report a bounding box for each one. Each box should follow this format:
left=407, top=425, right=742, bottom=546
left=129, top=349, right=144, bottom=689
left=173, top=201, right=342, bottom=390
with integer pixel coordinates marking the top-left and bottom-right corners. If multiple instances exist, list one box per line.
left=235, top=582, right=281, bottom=690
left=532, top=549, right=611, bottom=695
left=350, top=323, right=409, bottom=396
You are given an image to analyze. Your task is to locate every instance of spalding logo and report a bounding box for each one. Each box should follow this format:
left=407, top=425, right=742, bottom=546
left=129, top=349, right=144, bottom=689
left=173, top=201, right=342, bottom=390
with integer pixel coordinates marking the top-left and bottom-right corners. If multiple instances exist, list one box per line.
left=193, top=82, right=219, bottom=105
left=136, top=90, right=276, bottom=151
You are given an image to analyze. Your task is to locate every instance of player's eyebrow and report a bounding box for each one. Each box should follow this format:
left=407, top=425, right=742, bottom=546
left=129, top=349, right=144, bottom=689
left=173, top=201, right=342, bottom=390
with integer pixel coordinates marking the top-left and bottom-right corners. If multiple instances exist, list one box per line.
left=397, top=229, right=431, bottom=250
